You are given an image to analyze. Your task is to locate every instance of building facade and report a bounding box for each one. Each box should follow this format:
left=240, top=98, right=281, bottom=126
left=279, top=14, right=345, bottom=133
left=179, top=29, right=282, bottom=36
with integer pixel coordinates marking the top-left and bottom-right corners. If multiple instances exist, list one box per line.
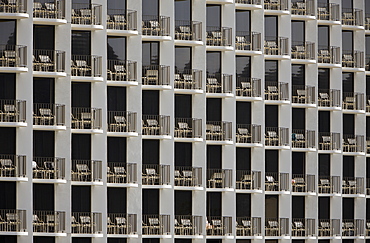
left=0, top=0, right=370, bottom=243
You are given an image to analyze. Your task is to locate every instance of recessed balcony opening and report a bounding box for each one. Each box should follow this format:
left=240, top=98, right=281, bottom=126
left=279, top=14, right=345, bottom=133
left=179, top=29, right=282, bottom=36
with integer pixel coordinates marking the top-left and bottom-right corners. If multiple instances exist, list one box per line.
left=291, top=0, right=315, bottom=16
left=71, top=2, right=102, bottom=25
left=207, top=145, right=232, bottom=189
left=107, top=0, right=137, bottom=31
left=0, top=0, right=27, bottom=14
left=317, top=1, right=339, bottom=21
left=33, top=0, right=65, bottom=20
left=264, top=0, right=288, bottom=11
left=142, top=0, right=169, bottom=37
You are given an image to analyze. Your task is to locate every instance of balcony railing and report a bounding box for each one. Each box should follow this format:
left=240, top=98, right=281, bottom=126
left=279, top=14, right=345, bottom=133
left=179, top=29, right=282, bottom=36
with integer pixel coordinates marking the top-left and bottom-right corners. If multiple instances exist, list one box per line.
left=291, top=0, right=315, bottom=16
left=207, top=169, right=232, bottom=189
left=292, top=174, right=315, bottom=193
left=318, top=132, right=341, bottom=151
left=206, top=216, right=232, bottom=236
left=71, top=3, right=102, bottom=25
left=142, top=15, right=170, bottom=36
left=107, top=213, right=137, bottom=235
left=236, top=77, right=261, bottom=98
left=0, top=44, right=27, bottom=68
left=33, top=210, right=65, bottom=233
left=107, top=60, right=137, bottom=82
left=236, top=217, right=261, bottom=236
left=292, top=85, right=315, bottom=104
left=342, top=50, right=364, bottom=68
left=0, top=99, right=26, bottom=123
left=367, top=178, right=370, bottom=195
left=265, top=172, right=290, bottom=191
left=206, top=26, right=232, bottom=47
left=206, top=73, right=232, bottom=94
left=318, top=89, right=341, bottom=107
left=265, top=127, right=289, bottom=147
left=236, top=124, right=261, bottom=144
left=342, top=219, right=364, bottom=237
left=108, top=111, right=137, bottom=133
left=318, top=176, right=341, bottom=194
left=174, top=166, right=202, bottom=187
left=292, top=130, right=315, bottom=149
left=0, top=209, right=26, bottom=232
left=342, top=8, right=363, bottom=26
left=175, top=20, right=202, bottom=41
left=142, top=115, right=170, bottom=136
left=343, top=135, right=365, bottom=153
left=107, top=162, right=137, bottom=184
left=264, top=36, right=289, bottom=55
left=71, top=212, right=102, bottom=234
left=71, top=55, right=102, bottom=77
left=235, top=0, right=261, bottom=4
left=142, top=214, right=170, bottom=235
left=366, top=14, right=370, bottom=30
left=174, top=118, right=202, bottom=138
left=32, top=157, right=65, bottom=180
left=235, top=170, right=261, bottom=190
left=265, top=218, right=289, bottom=236
left=71, top=160, right=102, bottom=182
left=107, top=9, right=137, bottom=31
left=142, top=65, right=170, bottom=86
left=235, top=31, right=261, bottom=51
left=71, top=107, right=102, bottom=130
left=0, top=0, right=26, bottom=13
left=367, top=55, right=370, bottom=71
left=206, top=121, right=232, bottom=141
left=291, top=41, right=315, bottom=60
left=318, top=219, right=340, bottom=237
left=342, top=92, right=365, bottom=111
left=175, top=215, right=203, bottom=236
left=342, top=177, right=365, bottom=195
left=174, top=69, right=202, bottom=90
left=33, top=0, right=65, bottom=19
left=318, top=46, right=340, bottom=64
left=264, top=0, right=288, bottom=10
left=142, top=164, right=170, bottom=186
left=292, top=218, right=316, bottom=237
left=264, top=82, right=289, bottom=101
left=0, top=154, right=26, bottom=178
left=33, top=103, right=65, bottom=126
left=317, top=3, right=340, bottom=21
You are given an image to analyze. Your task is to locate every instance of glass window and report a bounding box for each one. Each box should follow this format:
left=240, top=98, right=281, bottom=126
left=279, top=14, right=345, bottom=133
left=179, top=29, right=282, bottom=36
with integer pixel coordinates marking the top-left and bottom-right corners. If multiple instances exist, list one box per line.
left=236, top=56, right=251, bottom=78
left=0, top=20, right=16, bottom=45
left=72, top=31, right=91, bottom=55
left=366, top=36, right=370, bottom=55
left=366, top=0, right=370, bottom=15
left=318, top=26, right=329, bottom=49
left=291, top=65, right=305, bottom=86
left=342, top=31, right=353, bottom=51
left=265, top=61, right=278, bottom=82
left=142, top=0, right=158, bottom=16
left=0, top=74, right=15, bottom=100
left=318, top=68, right=330, bottom=90
left=33, top=25, right=55, bottom=50
left=72, top=82, right=91, bottom=107
left=342, top=0, right=352, bottom=9
left=107, top=37, right=126, bottom=60
left=291, top=21, right=305, bottom=43
left=107, top=0, right=125, bottom=10
left=206, top=5, right=221, bottom=28
left=72, top=0, right=90, bottom=3
left=342, top=72, right=354, bottom=93
left=33, top=78, right=55, bottom=104
left=175, top=47, right=192, bottom=73
left=175, top=0, right=191, bottom=21
left=264, top=16, right=277, bottom=38
left=235, top=10, right=250, bottom=32
left=142, top=42, right=159, bottom=66
left=206, top=52, right=221, bottom=75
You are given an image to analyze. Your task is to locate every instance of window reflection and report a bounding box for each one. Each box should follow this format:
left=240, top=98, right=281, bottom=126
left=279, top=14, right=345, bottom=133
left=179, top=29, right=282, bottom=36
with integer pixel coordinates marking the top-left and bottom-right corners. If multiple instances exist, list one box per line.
left=108, top=0, right=126, bottom=10
left=33, top=25, right=55, bottom=50
left=0, top=20, right=16, bottom=45
left=236, top=56, right=251, bottom=78
left=342, top=72, right=353, bottom=93
left=318, top=26, right=329, bottom=49
left=72, top=31, right=91, bottom=55
left=142, top=42, right=159, bottom=66
left=291, top=21, right=305, bottom=43
left=265, top=60, right=278, bottom=82
left=318, top=68, right=329, bottom=90
left=143, top=0, right=158, bottom=16
left=342, top=31, right=353, bottom=51
left=264, top=16, right=277, bottom=37
left=236, top=10, right=250, bottom=32
left=206, top=5, right=221, bottom=27
left=107, top=37, right=126, bottom=60
left=291, top=65, right=305, bottom=85
left=175, top=0, right=191, bottom=21
left=175, top=47, right=191, bottom=72
left=206, top=52, right=221, bottom=74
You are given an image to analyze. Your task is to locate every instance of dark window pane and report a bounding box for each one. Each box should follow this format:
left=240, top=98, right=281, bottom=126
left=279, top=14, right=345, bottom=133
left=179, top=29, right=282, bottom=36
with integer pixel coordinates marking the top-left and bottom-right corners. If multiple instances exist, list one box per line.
left=33, top=25, right=55, bottom=50
left=342, top=0, right=352, bottom=9
left=107, top=37, right=126, bottom=60
left=142, top=189, right=159, bottom=214
left=175, top=142, right=192, bottom=167
left=265, top=195, right=278, bottom=218
left=175, top=191, right=192, bottom=215
left=72, top=31, right=91, bottom=55
left=319, top=111, right=330, bottom=133
left=0, top=128, right=15, bottom=155
left=264, top=16, right=277, bottom=37
left=142, top=90, right=159, bottom=115
left=265, top=105, right=278, bottom=127
left=236, top=56, right=251, bottom=77
left=291, top=65, right=305, bottom=86
left=206, top=52, right=221, bottom=74
left=236, top=10, right=250, bottom=32
left=265, top=150, right=278, bottom=172
left=108, top=188, right=126, bottom=213
left=0, top=182, right=16, bottom=209
left=72, top=82, right=91, bottom=107
left=206, top=98, right=221, bottom=121
left=319, top=154, right=330, bottom=176
left=107, top=87, right=126, bottom=111
left=107, top=137, right=126, bottom=163
left=72, top=186, right=91, bottom=212
left=318, top=68, right=330, bottom=90
left=0, top=74, right=16, bottom=99
left=206, top=5, right=221, bottom=27
left=236, top=148, right=251, bottom=171
left=265, top=61, right=278, bottom=82
left=175, top=0, right=191, bottom=21
left=142, top=140, right=159, bottom=165
left=207, top=145, right=222, bottom=169
left=342, top=72, right=354, bottom=93
left=0, top=20, right=16, bottom=45
left=175, top=94, right=192, bottom=118
left=175, top=47, right=192, bottom=72
left=33, top=184, right=54, bottom=211
left=292, top=196, right=305, bottom=218
left=291, top=21, right=305, bottom=43
left=33, top=78, right=55, bottom=104
left=342, top=31, right=353, bottom=51
left=142, top=42, right=159, bottom=66
left=292, top=108, right=305, bottom=129
left=33, top=131, right=55, bottom=157
left=108, top=0, right=126, bottom=10
left=318, top=26, right=329, bottom=48
left=207, top=192, right=221, bottom=216
left=236, top=102, right=251, bottom=124
left=142, top=0, right=158, bottom=16
left=72, top=134, right=91, bottom=160
left=236, top=194, right=251, bottom=217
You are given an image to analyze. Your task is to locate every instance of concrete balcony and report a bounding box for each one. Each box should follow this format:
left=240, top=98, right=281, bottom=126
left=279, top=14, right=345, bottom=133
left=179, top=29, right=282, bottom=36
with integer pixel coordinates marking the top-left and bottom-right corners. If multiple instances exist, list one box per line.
left=292, top=129, right=315, bottom=150
left=0, top=209, right=27, bottom=235
left=0, top=154, right=26, bottom=181
left=265, top=218, right=289, bottom=237
left=71, top=55, right=102, bottom=81
left=292, top=174, right=315, bottom=194
left=142, top=214, right=170, bottom=236
left=71, top=212, right=102, bottom=235
left=264, top=0, right=288, bottom=11
left=236, top=77, right=262, bottom=100
left=107, top=60, right=137, bottom=85
left=33, top=210, right=66, bottom=235
left=32, top=157, right=65, bottom=182
left=318, top=89, right=341, bottom=109
left=342, top=177, right=365, bottom=195
left=107, top=111, right=137, bottom=135
left=107, top=162, right=137, bottom=185
left=264, top=82, right=289, bottom=103
left=318, top=132, right=341, bottom=151
left=142, top=115, right=170, bottom=138
left=342, top=50, right=364, bottom=69
left=142, top=164, right=170, bottom=186
left=318, top=46, right=340, bottom=66
left=342, top=92, right=365, bottom=112
left=291, top=0, right=315, bottom=17
left=107, top=9, right=138, bottom=35
left=235, top=31, right=261, bottom=53
left=342, top=8, right=364, bottom=27
left=33, top=0, right=66, bottom=24
left=235, top=0, right=261, bottom=5
left=235, top=170, right=262, bottom=191
left=265, top=127, right=289, bottom=147
left=206, top=121, right=232, bottom=143
left=291, top=218, right=316, bottom=237
left=174, top=215, right=203, bottom=237
left=206, top=216, right=232, bottom=237
left=207, top=169, right=233, bottom=189
left=206, top=73, right=233, bottom=97
left=33, top=49, right=65, bottom=76
left=71, top=3, right=102, bottom=29
left=0, top=44, right=27, bottom=72
left=174, top=69, right=202, bottom=92
left=107, top=213, right=137, bottom=236
left=236, top=217, right=261, bottom=237
left=33, top=103, right=65, bottom=129
left=0, top=0, right=28, bottom=19
left=317, top=3, right=340, bottom=22
left=291, top=41, right=315, bottom=61
left=0, top=99, right=26, bottom=126
left=71, top=160, right=102, bottom=184
left=318, top=219, right=340, bottom=237
left=343, top=135, right=365, bottom=154
left=175, top=20, right=202, bottom=44
left=236, top=124, right=262, bottom=145
left=265, top=172, right=290, bottom=193
left=318, top=176, right=341, bottom=194
left=264, top=36, right=289, bottom=57
left=142, top=65, right=170, bottom=89
left=342, top=219, right=365, bottom=237
left=206, top=26, right=232, bottom=49
left=71, top=107, right=102, bottom=132
left=174, top=166, right=202, bottom=188
left=174, top=118, right=202, bottom=141
left=292, top=85, right=315, bottom=106
left=142, top=15, right=170, bottom=39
